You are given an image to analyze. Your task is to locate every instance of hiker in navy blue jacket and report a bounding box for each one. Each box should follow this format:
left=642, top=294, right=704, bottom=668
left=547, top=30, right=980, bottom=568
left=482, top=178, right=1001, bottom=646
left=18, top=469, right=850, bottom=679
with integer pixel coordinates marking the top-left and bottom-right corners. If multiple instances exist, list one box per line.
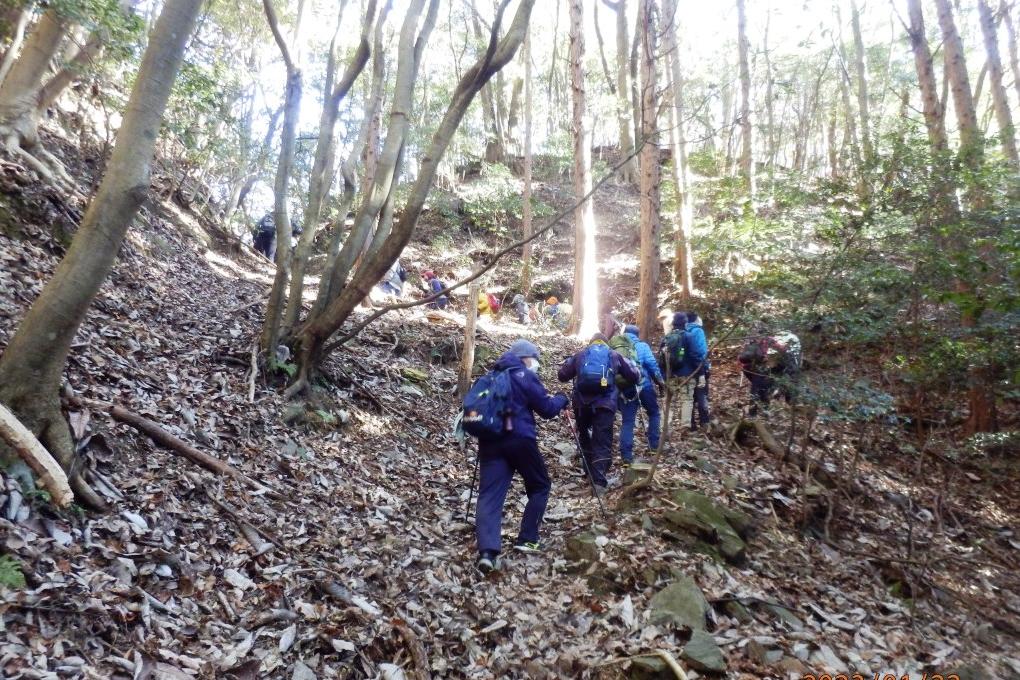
left=619, top=325, right=665, bottom=463
left=475, top=340, right=569, bottom=573
left=685, top=312, right=711, bottom=431
left=558, top=333, right=639, bottom=494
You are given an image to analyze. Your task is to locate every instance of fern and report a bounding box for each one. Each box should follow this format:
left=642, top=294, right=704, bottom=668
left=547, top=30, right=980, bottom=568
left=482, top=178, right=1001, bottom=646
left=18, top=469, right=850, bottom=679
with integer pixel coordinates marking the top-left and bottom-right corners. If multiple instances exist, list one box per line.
left=0, top=555, right=25, bottom=589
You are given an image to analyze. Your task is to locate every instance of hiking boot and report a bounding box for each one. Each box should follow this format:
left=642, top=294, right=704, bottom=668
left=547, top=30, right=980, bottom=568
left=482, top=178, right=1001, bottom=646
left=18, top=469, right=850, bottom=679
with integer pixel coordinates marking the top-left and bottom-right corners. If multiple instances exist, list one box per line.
left=513, top=541, right=543, bottom=553
left=476, top=552, right=501, bottom=574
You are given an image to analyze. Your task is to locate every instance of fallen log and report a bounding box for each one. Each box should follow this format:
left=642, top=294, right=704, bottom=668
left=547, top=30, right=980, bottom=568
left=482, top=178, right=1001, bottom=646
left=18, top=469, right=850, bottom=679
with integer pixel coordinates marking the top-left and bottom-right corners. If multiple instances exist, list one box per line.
left=0, top=403, right=73, bottom=507
left=730, top=418, right=784, bottom=458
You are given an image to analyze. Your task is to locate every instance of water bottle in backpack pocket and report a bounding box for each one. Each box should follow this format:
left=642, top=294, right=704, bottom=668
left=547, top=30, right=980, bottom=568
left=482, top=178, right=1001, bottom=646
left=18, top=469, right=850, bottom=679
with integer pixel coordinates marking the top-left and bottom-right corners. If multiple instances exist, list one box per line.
left=576, top=343, right=614, bottom=394
left=662, top=330, right=686, bottom=375
left=462, top=369, right=514, bottom=440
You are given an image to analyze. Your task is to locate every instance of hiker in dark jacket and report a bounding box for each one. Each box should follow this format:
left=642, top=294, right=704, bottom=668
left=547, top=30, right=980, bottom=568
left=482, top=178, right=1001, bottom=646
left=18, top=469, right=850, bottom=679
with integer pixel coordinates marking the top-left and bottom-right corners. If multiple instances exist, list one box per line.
left=558, top=333, right=639, bottom=494
left=253, top=213, right=301, bottom=261
left=475, top=340, right=569, bottom=573
left=685, top=312, right=711, bottom=430
left=738, top=330, right=801, bottom=415
left=619, top=325, right=665, bottom=463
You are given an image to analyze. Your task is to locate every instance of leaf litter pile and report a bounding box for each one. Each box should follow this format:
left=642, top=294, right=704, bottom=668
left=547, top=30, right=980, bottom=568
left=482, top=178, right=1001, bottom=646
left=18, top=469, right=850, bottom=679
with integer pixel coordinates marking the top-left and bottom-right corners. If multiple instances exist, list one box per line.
left=1, top=192, right=1019, bottom=679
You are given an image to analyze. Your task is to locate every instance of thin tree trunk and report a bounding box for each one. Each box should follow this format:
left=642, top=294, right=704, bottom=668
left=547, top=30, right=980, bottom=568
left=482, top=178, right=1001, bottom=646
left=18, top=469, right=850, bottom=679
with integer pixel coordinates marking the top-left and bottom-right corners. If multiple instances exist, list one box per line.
left=260, top=0, right=304, bottom=358
left=0, top=0, right=201, bottom=508
left=568, top=0, right=598, bottom=337
left=662, top=0, right=693, bottom=298
left=934, top=0, right=982, bottom=168
left=763, top=11, right=776, bottom=192
left=736, top=0, right=755, bottom=202
left=850, top=0, right=873, bottom=164
left=635, top=0, right=659, bottom=340
left=979, top=0, right=1019, bottom=166
left=0, top=4, right=32, bottom=87
left=521, top=26, right=534, bottom=291
left=606, top=0, right=637, bottom=183
left=1003, top=0, right=1020, bottom=106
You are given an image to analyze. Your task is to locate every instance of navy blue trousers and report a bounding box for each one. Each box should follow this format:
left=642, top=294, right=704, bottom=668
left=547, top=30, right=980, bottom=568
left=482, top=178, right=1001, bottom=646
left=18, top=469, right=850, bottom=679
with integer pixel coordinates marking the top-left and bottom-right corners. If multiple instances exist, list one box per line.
left=475, top=437, right=550, bottom=555
left=691, top=374, right=711, bottom=429
left=575, top=406, right=615, bottom=487
left=619, top=383, right=661, bottom=461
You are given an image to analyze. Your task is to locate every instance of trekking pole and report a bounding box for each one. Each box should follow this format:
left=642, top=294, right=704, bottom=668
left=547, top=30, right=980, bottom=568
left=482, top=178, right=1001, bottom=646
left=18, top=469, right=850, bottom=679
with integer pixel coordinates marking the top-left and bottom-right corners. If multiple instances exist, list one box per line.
left=564, top=411, right=609, bottom=521
left=464, top=443, right=479, bottom=523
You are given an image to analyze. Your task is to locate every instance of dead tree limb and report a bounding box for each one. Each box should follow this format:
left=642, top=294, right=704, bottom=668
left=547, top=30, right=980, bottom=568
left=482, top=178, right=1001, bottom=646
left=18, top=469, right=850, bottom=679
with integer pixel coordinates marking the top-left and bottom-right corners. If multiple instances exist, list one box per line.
left=0, top=403, right=73, bottom=507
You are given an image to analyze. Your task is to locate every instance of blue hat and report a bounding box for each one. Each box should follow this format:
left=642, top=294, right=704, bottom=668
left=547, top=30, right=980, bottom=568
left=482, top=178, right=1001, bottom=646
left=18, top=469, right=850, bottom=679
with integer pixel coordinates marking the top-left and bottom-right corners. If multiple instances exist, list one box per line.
left=672, top=312, right=688, bottom=329
left=624, top=324, right=640, bottom=337
left=509, top=339, right=540, bottom=360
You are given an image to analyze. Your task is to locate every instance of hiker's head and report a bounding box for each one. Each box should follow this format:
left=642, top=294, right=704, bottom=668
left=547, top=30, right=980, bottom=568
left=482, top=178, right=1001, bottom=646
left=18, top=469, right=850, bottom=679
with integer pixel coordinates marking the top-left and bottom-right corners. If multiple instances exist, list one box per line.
left=422, top=270, right=435, bottom=280
left=672, top=312, right=688, bottom=330
left=590, top=332, right=609, bottom=345
left=513, top=294, right=524, bottom=304
left=546, top=296, right=558, bottom=305
left=509, top=339, right=541, bottom=371
left=686, top=312, right=700, bottom=324
left=624, top=324, right=640, bottom=337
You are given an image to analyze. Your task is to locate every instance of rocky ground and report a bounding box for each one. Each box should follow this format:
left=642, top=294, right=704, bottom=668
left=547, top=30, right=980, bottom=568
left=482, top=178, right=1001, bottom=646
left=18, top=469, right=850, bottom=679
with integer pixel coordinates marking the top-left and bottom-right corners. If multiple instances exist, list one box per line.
left=1, top=169, right=1019, bottom=679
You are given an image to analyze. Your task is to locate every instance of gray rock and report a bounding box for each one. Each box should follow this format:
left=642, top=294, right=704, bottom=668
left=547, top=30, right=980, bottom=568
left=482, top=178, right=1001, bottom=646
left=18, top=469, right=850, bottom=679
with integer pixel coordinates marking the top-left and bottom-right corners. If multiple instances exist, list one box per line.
left=648, top=576, right=709, bottom=631
left=681, top=630, right=727, bottom=674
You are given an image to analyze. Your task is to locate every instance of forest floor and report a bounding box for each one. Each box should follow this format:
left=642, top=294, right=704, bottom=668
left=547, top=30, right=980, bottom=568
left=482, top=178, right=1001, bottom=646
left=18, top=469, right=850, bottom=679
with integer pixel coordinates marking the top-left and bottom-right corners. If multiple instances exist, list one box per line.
left=1, top=165, right=1019, bottom=680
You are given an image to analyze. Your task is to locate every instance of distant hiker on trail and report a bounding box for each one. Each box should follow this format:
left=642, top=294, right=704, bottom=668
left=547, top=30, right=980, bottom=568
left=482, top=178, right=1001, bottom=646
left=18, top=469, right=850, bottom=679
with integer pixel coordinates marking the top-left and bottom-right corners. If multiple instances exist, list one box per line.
left=463, top=339, right=570, bottom=574
left=422, top=270, right=448, bottom=309
left=685, top=312, right=712, bottom=431
left=377, top=260, right=407, bottom=298
left=544, top=296, right=560, bottom=322
left=477, top=291, right=502, bottom=317
left=512, top=294, right=530, bottom=324
left=660, top=312, right=707, bottom=433
left=252, top=213, right=302, bottom=261
left=616, top=325, right=665, bottom=464
left=738, top=329, right=802, bottom=415
left=558, top=333, right=640, bottom=495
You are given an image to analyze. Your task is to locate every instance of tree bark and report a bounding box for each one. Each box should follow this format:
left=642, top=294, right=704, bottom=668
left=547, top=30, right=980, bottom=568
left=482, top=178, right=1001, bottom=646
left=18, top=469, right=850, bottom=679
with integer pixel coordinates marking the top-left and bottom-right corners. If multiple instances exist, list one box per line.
left=568, top=0, right=598, bottom=337
left=661, top=0, right=693, bottom=299
left=606, top=0, right=637, bottom=184
left=978, top=0, right=1019, bottom=166
left=635, top=0, right=659, bottom=341
left=934, top=0, right=982, bottom=168
left=284, top=0, right=376, bottom=332
left=0, top=0, right=202, bottom=508
left=293, top=0, right=534, bottom=386
left=1003, top=0, right=1020, bottom=107
left=0, top=3, right=32, bottom=87
left=260, top=0, right=304, bottom=359
left=521, top=26, right=534, bottom=292
left=459, top=283, right=480, bottom=396
left=736, top=0, right=755, bottom=202
left=850, top=0, right=874, bottom=165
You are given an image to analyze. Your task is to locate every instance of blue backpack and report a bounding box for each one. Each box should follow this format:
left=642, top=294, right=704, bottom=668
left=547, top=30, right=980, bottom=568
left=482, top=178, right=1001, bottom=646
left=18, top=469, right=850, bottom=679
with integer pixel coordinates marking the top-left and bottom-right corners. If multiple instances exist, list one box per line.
left=462, top=369, right=513, bottom=440
left=576, top=343, right=614, bottom=394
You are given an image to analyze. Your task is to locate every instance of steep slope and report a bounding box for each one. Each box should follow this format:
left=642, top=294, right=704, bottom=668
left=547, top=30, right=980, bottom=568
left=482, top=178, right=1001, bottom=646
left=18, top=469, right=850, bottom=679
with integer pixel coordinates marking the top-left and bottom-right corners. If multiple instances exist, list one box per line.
left=0, top=167, right=1018, bottom=680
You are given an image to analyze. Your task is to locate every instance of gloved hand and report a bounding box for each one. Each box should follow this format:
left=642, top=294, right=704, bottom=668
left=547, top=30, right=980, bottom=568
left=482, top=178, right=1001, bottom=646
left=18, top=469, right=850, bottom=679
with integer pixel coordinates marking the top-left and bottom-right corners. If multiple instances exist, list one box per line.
left=555, top=393, right=570, bottom=411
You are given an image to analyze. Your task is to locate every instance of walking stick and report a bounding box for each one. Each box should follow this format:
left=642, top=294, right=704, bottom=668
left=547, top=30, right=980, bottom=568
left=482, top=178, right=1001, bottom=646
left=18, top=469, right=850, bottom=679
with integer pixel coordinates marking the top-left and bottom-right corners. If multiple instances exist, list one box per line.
left=464, top=442, right=479, bottom=523
left=564, top=410, right=609, bottom=520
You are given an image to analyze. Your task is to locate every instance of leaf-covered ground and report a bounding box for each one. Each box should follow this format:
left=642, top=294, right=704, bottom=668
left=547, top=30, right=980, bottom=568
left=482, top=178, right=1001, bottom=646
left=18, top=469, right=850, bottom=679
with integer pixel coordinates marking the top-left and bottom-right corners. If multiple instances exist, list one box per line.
left=1, top=176, right=1019, bottom=679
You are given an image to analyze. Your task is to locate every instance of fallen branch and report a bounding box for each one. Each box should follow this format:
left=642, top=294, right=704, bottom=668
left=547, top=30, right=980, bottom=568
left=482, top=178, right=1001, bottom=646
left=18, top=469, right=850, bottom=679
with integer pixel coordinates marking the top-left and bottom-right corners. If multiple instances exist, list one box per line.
left=653, top=651, right=690, bottom=680
left=0, top=403, right=73, bottom=507
left=69, top=398, right=277, bottom=497
left=247, top=341, right=258, bottom=403
left=204, top=489, right=281, bottom=555
left=731, top=418, right=785, bottom=458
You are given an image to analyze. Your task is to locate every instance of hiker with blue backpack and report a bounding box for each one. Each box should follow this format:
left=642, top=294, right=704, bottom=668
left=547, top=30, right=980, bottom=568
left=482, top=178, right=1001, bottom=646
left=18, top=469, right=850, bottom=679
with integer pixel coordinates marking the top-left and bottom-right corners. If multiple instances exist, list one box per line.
left=462, top=339, right=569, bottom=574
left=557, top=333, right=640, bottom=495
left=660, top=312, right=708, bottom=433
left=616, top=325, right=665, bottom=463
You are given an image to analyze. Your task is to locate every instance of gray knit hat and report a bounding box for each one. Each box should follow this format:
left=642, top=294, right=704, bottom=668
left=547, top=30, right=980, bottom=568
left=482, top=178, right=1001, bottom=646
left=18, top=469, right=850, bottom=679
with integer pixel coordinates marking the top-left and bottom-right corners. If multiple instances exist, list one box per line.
left=509, top=339, right=540, bottom=360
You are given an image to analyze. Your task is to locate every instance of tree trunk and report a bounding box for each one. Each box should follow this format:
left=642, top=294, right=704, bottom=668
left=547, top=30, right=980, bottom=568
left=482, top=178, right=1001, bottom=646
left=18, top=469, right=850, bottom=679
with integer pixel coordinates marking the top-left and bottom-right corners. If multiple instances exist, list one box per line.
left=661, top=0, right=693, bottom=298
left=568, top=0, right=598, bottom=337
left=607, top=0, right=637, bottom=184
left=0, top=3, right=32, bottom=87
left=1003, top=0, right=1020, bottom=107
left=293, top=0, right=535, bottom=387
left=850, top=0, right=873, bottom=165
left=635, top=0, right=659, bottom=341
left=284, top=1, right=376, bottom=332
left=978, top=0, right=1019, bottom=166
left=0, top=0, right=201, bottom=508
left=459, top=283, right=480, bottom=396
left=736, top=0, right=755, bottom=202
left=521, top=26, right=534, bottom=292
left=259, top=0, right=304, bottom=359
left=934, top=0, right=982, bottom=168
